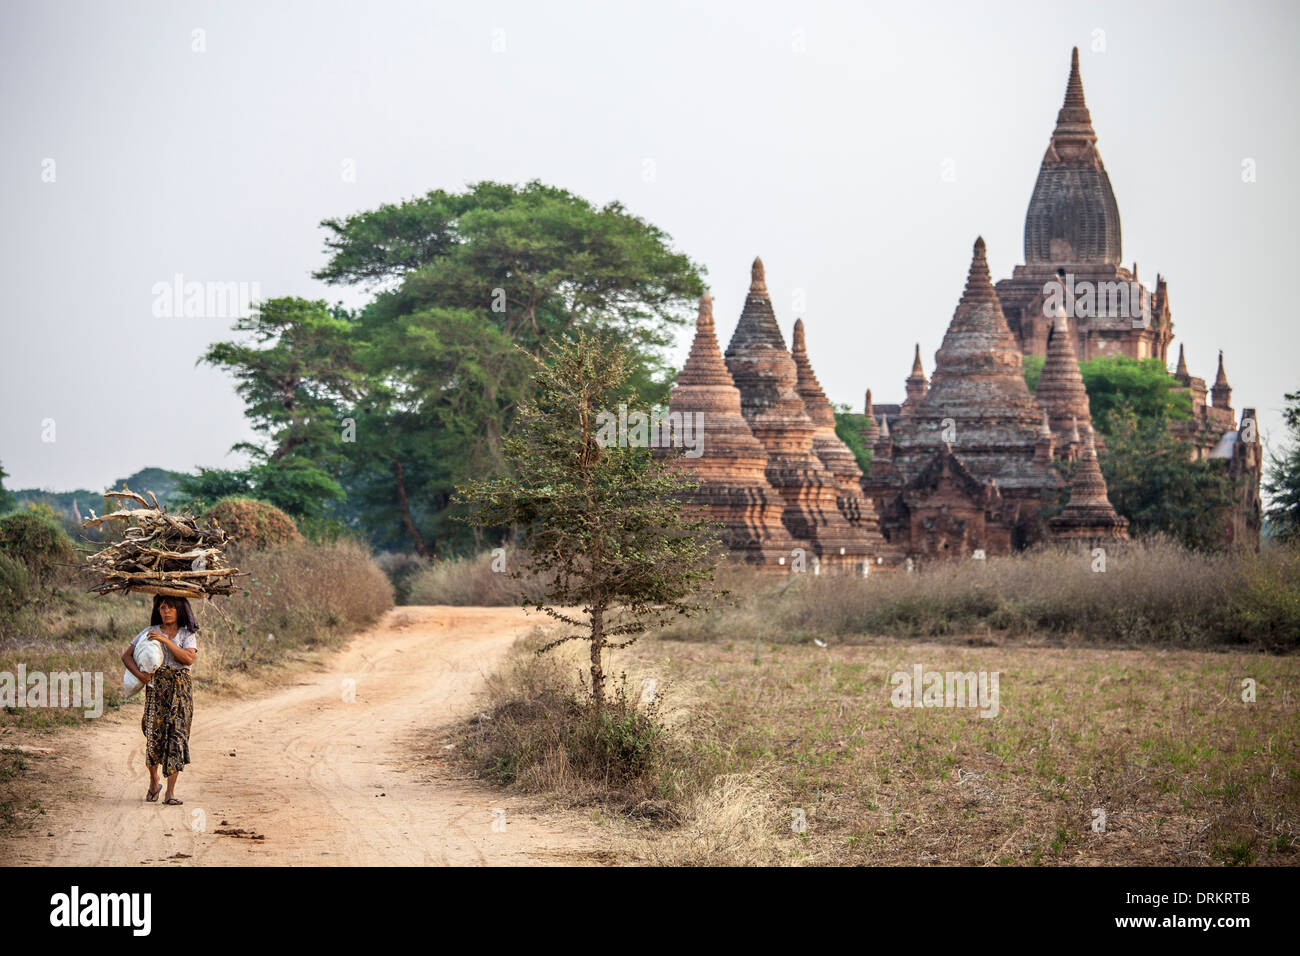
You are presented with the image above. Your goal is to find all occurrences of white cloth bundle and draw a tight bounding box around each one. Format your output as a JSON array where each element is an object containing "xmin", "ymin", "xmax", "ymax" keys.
[{"xmin": 123, "ymin": 637, "xmax": 165, "ymax": 699}]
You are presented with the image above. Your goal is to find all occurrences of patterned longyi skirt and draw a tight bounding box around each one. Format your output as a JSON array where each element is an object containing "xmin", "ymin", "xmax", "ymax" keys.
[{"xmin": 141, "ymin": 666, "xmax": 193, "ymax": 777}]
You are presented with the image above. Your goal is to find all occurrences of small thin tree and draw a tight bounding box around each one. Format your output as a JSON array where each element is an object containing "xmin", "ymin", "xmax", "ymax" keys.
[
  {"xmin": 457, "ymin": 330, "xmax": 721, "ymax": 712},
  {"xmin": 1264, "ymin": 389, "xmax": 1300, "ymax": 543}
]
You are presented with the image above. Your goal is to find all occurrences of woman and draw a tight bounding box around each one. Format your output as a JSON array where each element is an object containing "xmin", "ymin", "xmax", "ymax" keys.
[{"xmin": 121, "ymin": 595, "xmax": 199, "ymax": 805}]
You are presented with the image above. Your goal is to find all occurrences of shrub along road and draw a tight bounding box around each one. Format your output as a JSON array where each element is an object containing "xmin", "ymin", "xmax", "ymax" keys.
[{"xmin": 0, "ymin": 607, "xmax": 608, "ymax": 866}]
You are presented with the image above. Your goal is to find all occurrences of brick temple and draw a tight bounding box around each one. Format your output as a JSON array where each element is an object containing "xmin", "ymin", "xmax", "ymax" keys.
[{"xmin": 667, "ymin": 46, "xmax": 1261, "ymax": 568}]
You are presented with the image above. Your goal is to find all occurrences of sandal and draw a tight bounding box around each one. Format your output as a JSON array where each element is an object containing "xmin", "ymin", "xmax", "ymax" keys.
[
  {"xmin": 163, "ymin": 796, "xmax": 183, "ymax": 805},
  {"xmin": 146, "ymin": 783, "xmax": 160, "ymax": 802}
]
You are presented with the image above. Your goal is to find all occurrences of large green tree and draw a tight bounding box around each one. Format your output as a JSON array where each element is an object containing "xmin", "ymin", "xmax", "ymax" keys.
[
  {"xmin": 1098, "ymin": 405, "xmax": 1236, "ymax": 550},
  {"xmin": 1024, "ymin": 354, "xmax": 1234, "ymax": 549},
  {"xmin": 1264, "ymin": 389, "xmax": 1300, "ymax": 543},
  {"xmin": 1024, "ymin": 354, "xmax": 1191, "ymax": 429},
  {"xmin": 186, "ymin": 297, "xmax": 363, "ymax": 520},
  {"xmin": 312, "ymin": 180, "xmax": 705, "ymax": 554}
]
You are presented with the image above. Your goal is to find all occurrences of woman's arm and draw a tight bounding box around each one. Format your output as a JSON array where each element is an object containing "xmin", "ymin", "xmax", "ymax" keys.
[
  {"xmin": 121, "ymin": 645, "xmax": 151, "ymax": 683},
  {"xmin": 150, "ymin": 632, "xmax": 197, "ymax": 667}
]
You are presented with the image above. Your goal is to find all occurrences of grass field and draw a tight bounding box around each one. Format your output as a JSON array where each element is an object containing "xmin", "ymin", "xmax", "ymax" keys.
[
  {"xmin": 611, "ymin": 634, "xmax": 1299, "ymax": 866},
  {"xmin": 456, "ymin": 540, "xmax": 1300, "ymax": 866}
]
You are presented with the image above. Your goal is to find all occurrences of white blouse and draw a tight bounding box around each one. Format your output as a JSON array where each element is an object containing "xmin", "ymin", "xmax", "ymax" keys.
[{"xmin": 130, "ymin": 627, "xmax": 198, "ymax": 672}]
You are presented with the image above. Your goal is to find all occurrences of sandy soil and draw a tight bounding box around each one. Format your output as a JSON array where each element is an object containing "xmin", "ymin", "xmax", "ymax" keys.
[{"xmin": 0, "ymin": 607, "xmax": 612, "ymax": 866}]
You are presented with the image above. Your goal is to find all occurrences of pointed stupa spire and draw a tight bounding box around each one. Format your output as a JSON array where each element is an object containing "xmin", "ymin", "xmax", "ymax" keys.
[
  {"xmin": 905, "ymin": 236, "xmax": 1047, "ymax": 473},
  {"xmin": 1214, "ymin": 350, "xmax": 1230, "ymax": 387},
  {"xmin": 1035, "ymin": 408, "xmax": 1055, "ymax": 463},
  {"xmin": 724, "ymin": 259, "xmax": 879, "ymax": 566},
  {"xmin": 790, "ymin": 318, "xmax": 834, "ymax": 428},
  {"xmin": 961, "ymin": 236, "xmax": 998, "ymax": 306},
  {"xmin": 1050, "ymin": 424, "xmax": 1128, "ymax": 541},
  {"xmin": 1175, "ymin": 342, "xmax": 1189, "ymax": 380},
  {"xmin": 903, "ymin": 342, "xmax": 928, "ymax": 411},
  {"xmin": 1069, "ymin": 415, "xmax": 1081, "ymax": 445},
  {"xmin": 677, "ymin": 293, "xmax": 735, "ymax": 388},
  {"xmin": 1053, "ymin": 47, "xmax": 1096, "ymax": 147},
  {"xmin": 791, "ymin": 319, "xmax": 878, "ymax": 532},
  {"xmin": 1212, "ymin": 350, "xmax": 1233, "ymax": 410},
  {"xmin": 726, "ymin": 255, "xmax": 785, "ymax": 353},
  {"xmin": 666, "ymin": 291, "xmax": 802, "ymax": 568},
  {"xmin": 698, "ymin": 291, "xmax": 714, "ymax": 331},
  {"xmin": 1024, "ymin": 48, "xmax": 1120, "ymax": 265},
  {"xmin": 861, "ymin": 388, "xmax": 880, "ymax": 443},
  {"xmin": 878, "ymin": 413, "xmax": 890, "ymax": 439},
  {"xmin": 1037, "ymin": 310, "xmax": 1095, "ymax": 442}
]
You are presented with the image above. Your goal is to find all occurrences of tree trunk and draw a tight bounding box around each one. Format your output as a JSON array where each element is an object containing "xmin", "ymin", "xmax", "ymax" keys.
[
  {"xmin": 589, "ymin": 604, "xmax": 606, "ymax": 713},
  {"xmin": 392, "ymin": 458, "xmax": 430, "ymax": 558}
]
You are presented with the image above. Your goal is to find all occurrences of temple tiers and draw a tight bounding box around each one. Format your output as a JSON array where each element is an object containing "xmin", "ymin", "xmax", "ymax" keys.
[
  {"xmin": 791, "ymin": 318, "xmax": 884, "ymax": 552},
  {"xmin": 664, "ymin": 293, "xmax": 804, "ymax": 568},
  {"xmin": 995, "ymin": 48, "xmax": 1171, "ymax": 363},
  {"xmin": 724, "ymin": 258, "xmax": 878, "ymax": 570},
  {"xmin": 864, "ymin": 238, "xmax": 1066, "ymax": 556},
  {"xmin": 1036, "ymin": 311, "xmax": 1100, "ymax": 458},
  {"xmin": 1048, "ymin": 427, "xmax": 1130, "ymax": 541}
]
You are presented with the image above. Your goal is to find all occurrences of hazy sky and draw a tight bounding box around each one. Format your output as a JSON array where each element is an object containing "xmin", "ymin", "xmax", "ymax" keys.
[{"xmin": 3, "ymin": 0, "xmax": 1297, "ymax": 492}]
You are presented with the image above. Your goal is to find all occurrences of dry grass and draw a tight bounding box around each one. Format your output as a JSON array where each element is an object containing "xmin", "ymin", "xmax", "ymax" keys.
[
  {"xmin": 455, "ymin": 628, "xmax": 696, "ymax": 820},
  {"xmin": 406, "ymin": 550, "xmax": 549, "ymax": 606},
  {"xmin": 661, "ymin": 538, "xmax": 1300, "ymax": 651},
  {"xmin": 614, "ymin": 634, "xmax": 1300, "ymax": 866},
  {"xmin": 0, "ymin": 540, "xmax": 394, "ymax": 731},
  {"xmin": 456, "ymin": 542, "xmax": 1300, "ymax": 866}
]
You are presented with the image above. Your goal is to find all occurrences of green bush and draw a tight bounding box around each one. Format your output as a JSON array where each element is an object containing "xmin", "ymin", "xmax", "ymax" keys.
[
  {"xmin": 0, "ymin": 511, "xmax": 76, "ymax": 587},
  {"xmin": 0, "ymin": 553, "xmax": 28, "ymax": 614},
  {"xmin": 205, "ymin": 497, "xmax": 302, "ymax": 550}
]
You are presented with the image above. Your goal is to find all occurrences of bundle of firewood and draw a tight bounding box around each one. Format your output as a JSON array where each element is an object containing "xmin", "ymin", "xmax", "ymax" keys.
[{"xmin": 81, "ymin": 486, "xmax": 246, "ymax": 599}]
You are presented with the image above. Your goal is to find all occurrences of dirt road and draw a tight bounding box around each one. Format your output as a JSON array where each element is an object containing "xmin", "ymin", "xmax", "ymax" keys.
[{"xmin": 0, "ymin": 607, "xmax": 610, "ymax": 866}]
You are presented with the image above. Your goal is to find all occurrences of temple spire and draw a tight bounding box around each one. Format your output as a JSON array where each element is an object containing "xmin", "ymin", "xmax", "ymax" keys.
[
  {"xmin": 1037, "ymin": 311, "xmax": 1095, "ymax": 446},
  {"xmin": 961, "ymin": 236, "xmax": 997, "ymax": 305},
  {"xmin": 1049, "ymin": 424, "xmax": 1129, "ymax": 541},
  {"xmin": 698, "ymin": 291, "xmax": 714, "ymax": 331},
  {"xmin": 860, "ymin": 388, "xmax": 880, "ymax": 442},
  {"xmin": 1063, "ymin": 47, "xmax": 1087, "ymax": 111},
  {"xmin": 678, "ymin": 292, "xmax": 734, "ymax": 388},
  {"xmin": 1051, "ymin": 47, "xmax": 1097, "ymax": 148},
  {"xmin": 1024, "ymin": 48, "xmax": 1118, "ymax": 265},
  {"xmin": 1175, "ymin": 343, "xmax": 1189, "ymax": 380},
  {"xmin": 790, "ymin": 318, "xmax": 834, "ymax": 428},
  {"xmin": 904, "ymin": 342, "xmax": 928, "ymax": 411},
  {"xmin": 1212, "ymin": 350, "xmax": 1233, "ymax": 410},
  {"xmin": 726, "ymin": 255, "xmax": 785, "ymax": 353}
]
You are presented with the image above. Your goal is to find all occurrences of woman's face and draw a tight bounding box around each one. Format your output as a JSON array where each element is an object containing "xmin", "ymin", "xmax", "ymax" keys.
[{"xmin": 159, "ymin": 601, "xmax": 178, "ymax": 625}]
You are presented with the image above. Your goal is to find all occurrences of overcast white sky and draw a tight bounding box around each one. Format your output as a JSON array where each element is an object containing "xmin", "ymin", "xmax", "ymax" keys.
[{"xmin": 2, "ymin": 0, "xmax": 1297, "ymax": 491}]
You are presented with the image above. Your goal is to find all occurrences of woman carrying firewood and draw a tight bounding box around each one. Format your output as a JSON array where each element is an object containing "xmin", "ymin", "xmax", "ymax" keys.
[{"xmin": 120, "ymin": 595, "xmax": 199, "ymax": 804}]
